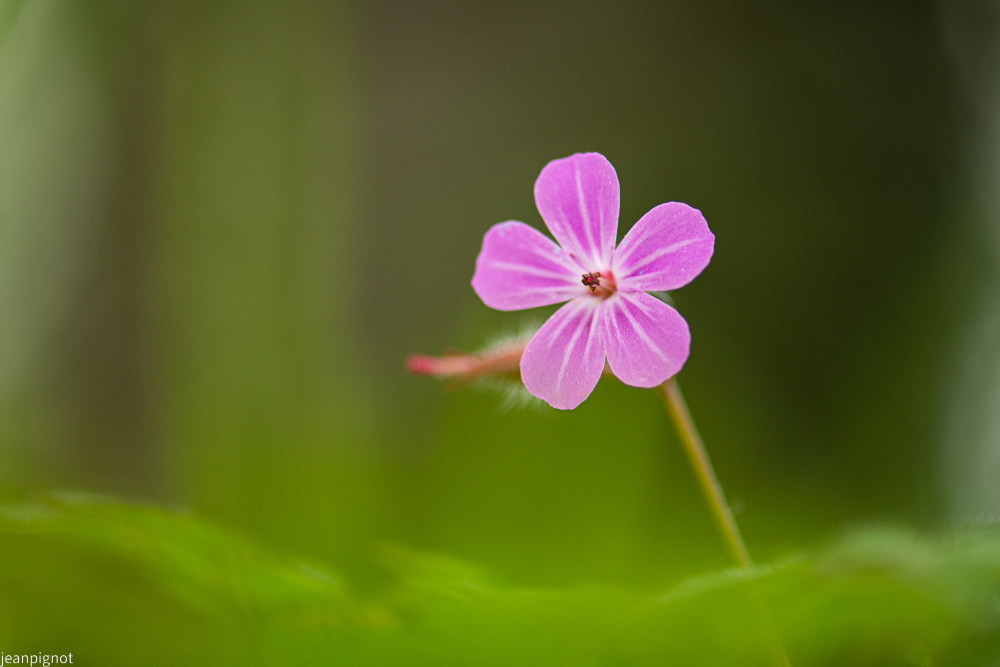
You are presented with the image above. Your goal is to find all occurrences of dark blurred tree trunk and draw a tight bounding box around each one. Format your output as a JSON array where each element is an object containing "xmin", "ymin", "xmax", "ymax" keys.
[{"xmin": 59, "ymin": 3, "xmax": 167, "ymax": 496}]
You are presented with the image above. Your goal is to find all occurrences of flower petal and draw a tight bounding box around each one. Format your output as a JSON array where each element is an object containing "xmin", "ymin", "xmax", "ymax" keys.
[
  {"xmin": 521, "ymin": 298, "xmax": 605, "ymax": 410},
  {"xmin": 534, "ymin": 153, "xmax": 619, "ymax": 270},
  {"xmin": 472, "ymin": 221, "xmax": 585, "ymax": 311},
  {"xmin": 611, "ymin": 202, "xmax": 714, "ymax": 292},
  {"xmin": 601, "ymin": 291, "xmax": 690, "ymax": 388}
]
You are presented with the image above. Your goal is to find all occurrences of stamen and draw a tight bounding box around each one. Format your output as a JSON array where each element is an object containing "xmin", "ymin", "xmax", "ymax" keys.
[
  {"xmin": 581, "ymin": 270, "xmax": 617, "ymax": 298},
  {"xmin": 581, "ymin": 272, "xmax": 602, "ymax": 292}
]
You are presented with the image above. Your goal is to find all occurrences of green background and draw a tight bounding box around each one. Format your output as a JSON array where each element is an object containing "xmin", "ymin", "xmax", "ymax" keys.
[{"xmin": 1, "ymin": 1, "xmax": 998, "ymax": 663}]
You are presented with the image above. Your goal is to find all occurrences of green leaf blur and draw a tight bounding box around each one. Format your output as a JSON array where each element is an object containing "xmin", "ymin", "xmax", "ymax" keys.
[
  {"xmin": 3, "ymin": 495, "xmax": 1000, "ymax": 664},
  {"xmin": 1, "ymin": 0, "xmax": 998, "ymax": 663}
]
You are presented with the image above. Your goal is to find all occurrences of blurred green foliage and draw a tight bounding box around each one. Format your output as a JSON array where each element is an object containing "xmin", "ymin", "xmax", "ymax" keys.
[
  {"xmin": 1, "ymin": 0, "xmax": 997, "ymax": 661},
  {"xmin": 2, "ymin": 494, "xmax": 1000, "ymax": 665}
]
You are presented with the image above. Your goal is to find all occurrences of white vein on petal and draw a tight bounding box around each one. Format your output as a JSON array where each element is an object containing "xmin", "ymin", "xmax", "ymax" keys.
[
  {"xmin": 545, "ymin": 303, "xmax": 585, "ymax": 394},
  {"xmin": 487, "ymin": 259, "xmax": 578, "ymax": 284},
  {"xmin": 580, "ymin": 305, "xmax": 603, "ymax": 389},
  {"xmin": 603, "ymin": 298, "xmax": 623, "ymax": 345},
  {"xmin": 625, "ymin": 290, "xmax": 661, "ymax": 318},
  {"xmin": 598, "ymin": 179, "xmax": 610, "ymax": 264},
  {"xmin": 615, "ymin": 235, "xmax": 700, "ymax": 277},
  {"xmin": 616, "ymin": 295, "xmax": 670, "ymax": 365},
  {"xmin": 574, "ymin": 163, "xmax": 598, "ymax": 267},
  {"xmin": 534, "ymin": 300, "xmax": 582, "ymax": 355},
  {"xmin": 510, "ymin": 285, "xmax": 584, "ymax": 301},
  {"xmin": 559, "ymin": 301, "xmax": 602, "ymax": 400},
  {"xmin": 555, "ymin": 306, "xmax": 588, "ymax": 399}
]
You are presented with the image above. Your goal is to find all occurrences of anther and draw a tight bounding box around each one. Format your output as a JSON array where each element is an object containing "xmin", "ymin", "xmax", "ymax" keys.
[{"xmin": 581, "ymin": 272, "xmax": 602, "ymax": 293}]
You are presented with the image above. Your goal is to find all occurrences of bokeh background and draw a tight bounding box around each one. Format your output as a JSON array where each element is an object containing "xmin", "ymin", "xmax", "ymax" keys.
[{"xmin": 1, "ymin": 0, "xmax": 998, "ymax": 631}]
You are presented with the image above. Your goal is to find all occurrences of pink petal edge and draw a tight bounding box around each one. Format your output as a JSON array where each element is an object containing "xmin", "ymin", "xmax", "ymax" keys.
[
  {"xmin": 521, "ymin": 298, "xmax": 605, "ymax": 410},
  {"xmin": 611, "ymin": 202, "xmax": 714, "ymax": 293},
  {"xmin": 472, "ymin": 221, "xmax": 585, "ymax": 311},
  {"xmin": 534, "ymin": 153, "xmax": 619, "ymax": 271},
  {"xmin": 601, "ymin": 291, "xmax": 690, "ymax": 388}
]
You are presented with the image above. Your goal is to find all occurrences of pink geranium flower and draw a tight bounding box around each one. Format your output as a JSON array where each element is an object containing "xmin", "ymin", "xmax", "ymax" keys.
[{"xmin": 471, "ymin": 152, "xmax": 715, "ymax": 410}]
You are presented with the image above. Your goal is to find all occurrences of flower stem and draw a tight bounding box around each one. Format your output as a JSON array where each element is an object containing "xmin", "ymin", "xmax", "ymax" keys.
[
  {"xmin": 659, "ymin": 378, "xmax": 751, "ymax": 568},
  {"xmin": 659, "ymin": 378, "xmax": 791, "ymax": 667}
]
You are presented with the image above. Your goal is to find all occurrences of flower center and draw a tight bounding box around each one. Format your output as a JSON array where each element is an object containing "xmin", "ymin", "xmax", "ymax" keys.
[{"xmin": 581, "ymin": 270, "xmax": 617, "ymax": 298}]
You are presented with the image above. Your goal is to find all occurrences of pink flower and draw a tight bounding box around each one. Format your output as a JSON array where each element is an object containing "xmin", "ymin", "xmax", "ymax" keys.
[{"xmin": 471, "ymin": 152, "xmax": 715, "ymax": 410}]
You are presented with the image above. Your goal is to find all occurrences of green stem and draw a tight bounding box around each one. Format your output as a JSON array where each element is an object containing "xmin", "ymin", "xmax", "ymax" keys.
[
  {"xmin": 659, "ymin": 378, "xmax": 751, "ymax": 568},
  {"xmin": 659, "ymin": 378, "xmax": 791, "ymax": 667}
]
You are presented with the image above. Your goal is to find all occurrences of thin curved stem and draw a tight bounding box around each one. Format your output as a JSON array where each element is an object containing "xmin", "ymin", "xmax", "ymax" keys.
[
  {"xmin": 659, "ymin": 378, "xmax": 791, "ymax": 667},
  {"xmin": 659, "ymin": 378, "xmax": 752, "ymax": 568}
]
